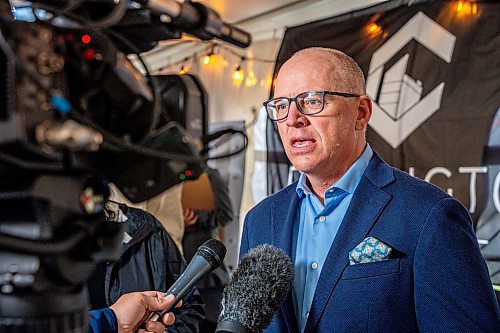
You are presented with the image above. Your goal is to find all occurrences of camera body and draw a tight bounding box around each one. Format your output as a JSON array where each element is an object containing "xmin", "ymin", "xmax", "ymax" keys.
[
  {"xmin": 0, "ymin": 1, "xmax": 249, "ymax": 331},
  {"xmin": 0, "ymin": 13, "xmax": 206, "ymax": 198}
]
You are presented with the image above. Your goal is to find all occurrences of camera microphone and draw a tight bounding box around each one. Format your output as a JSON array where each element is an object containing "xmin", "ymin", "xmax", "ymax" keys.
[
  {"xmin": 147, "ymin": 0, "xmax": 252, "ymax": 48},
  {"xmin": 216, "ymin": 244, "xmax": 294, "ymax": 333},
  {"xmin": 147, "ymin": 238, "xmax": 226, "ymax": 322}
]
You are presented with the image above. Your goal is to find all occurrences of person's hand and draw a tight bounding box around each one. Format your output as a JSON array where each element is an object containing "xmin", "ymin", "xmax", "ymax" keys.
[
  {"xmin": 109, "ymin": 291, "xmax": 180, "ymax": 333},
  {"xmin": 183, "ymin": 208, "xmax": 198, "ymax": 228}
]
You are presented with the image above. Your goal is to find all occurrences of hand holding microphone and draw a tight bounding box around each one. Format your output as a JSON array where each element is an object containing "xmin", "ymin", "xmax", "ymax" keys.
[
  {"xmin": 146, "ymin": 238, "xmax": 227, "ymax": 322},
  {"xmin": 108, "ymin": 291, "xmax": 179, "ymax": 333}
]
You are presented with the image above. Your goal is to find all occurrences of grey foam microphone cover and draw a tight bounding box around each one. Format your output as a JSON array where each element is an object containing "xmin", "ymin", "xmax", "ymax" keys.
[{"xmin": 217, "ymin": 244, "xmax": 294, "ymax": 333}]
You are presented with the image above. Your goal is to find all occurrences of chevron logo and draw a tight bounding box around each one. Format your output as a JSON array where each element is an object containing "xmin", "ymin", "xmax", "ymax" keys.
[{"xmin": 366, "ymin": 12, "xmax": 456, "ymax": 148}]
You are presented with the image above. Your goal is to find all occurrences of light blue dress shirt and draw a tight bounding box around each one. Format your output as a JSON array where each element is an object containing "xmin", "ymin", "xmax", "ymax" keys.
[{"xmin": 293, "ymin": 145, "xmax": 373, "ymax": 332}]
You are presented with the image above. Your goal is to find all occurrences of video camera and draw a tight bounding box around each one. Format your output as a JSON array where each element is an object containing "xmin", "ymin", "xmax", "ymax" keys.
[{"xmin": 0, "ymin": 0, "xmax": 250, "ymax": 331}]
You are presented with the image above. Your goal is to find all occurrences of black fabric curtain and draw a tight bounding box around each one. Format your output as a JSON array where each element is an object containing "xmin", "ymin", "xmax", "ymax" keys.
[
  {"xmin": 266, "ymin": 0, "xmax": 499, "ymax": 223},
  {"xmin": 265, "ymin": 0, "xmax": 500, "ymax": 285}
]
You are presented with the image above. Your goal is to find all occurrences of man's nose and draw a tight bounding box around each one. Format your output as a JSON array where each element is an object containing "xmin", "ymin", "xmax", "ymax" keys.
[{"xmin": 285, "ymin": 101, "xmax": 305, "ymax": 126}]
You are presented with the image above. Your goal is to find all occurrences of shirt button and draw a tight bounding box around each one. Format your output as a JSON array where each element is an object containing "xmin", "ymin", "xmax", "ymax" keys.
[
  {"xmin": 306, "ymin": 311, "xmax": 309, "ymax": 318},
  {"xmin": 329, "ymin": 189, "xmax": 334, "ymax": 193},
  {"xmin": 319, "ymin": 216, "xmax": 326, "ymax": 222},
  {"xmin": 311, "ymin": 262, "xmax": 318, "ymax": 270}
]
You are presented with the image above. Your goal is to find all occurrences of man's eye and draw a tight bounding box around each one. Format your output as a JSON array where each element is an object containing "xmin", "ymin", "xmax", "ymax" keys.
[
  {"xmin": 304, "ymin": 99, "xmax": 320, "ymax": 106},
  {"xmin": 276, "ymin": 103, "xmax": 288, "ymax": 110}
]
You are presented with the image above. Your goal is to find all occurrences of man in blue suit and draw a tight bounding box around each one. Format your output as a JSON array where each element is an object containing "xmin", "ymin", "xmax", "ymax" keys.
[{"xmin": 240, "ymin": 47, "xmax": 500, "ymax": 332}]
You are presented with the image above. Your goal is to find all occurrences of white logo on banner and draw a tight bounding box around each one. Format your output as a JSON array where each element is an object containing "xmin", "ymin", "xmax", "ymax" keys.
[{"xmin": 366, "ymin": 12, "xmax": 456, "ymax": 148}]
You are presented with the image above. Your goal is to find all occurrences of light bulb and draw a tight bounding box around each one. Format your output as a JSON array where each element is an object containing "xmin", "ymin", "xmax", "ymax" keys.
[
  {"xmin": 203, "ymin": 53, "xmax": 214, "ymax": 65},
  {"xmin": 245, "ymin": 71, "xmax": 257, "ymax": 87},
  {"xmin": 232, "ymin": 65, "xmax": 244, "ymax": 82},
  {"xmin": 366, "ymin": 23, "xmax": 382, "ymax": 36}
]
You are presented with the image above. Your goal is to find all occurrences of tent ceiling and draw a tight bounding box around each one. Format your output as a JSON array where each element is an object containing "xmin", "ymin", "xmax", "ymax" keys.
[{"xmin": 196, "ymin": 0, "xmax": 304, "ymax": 24}]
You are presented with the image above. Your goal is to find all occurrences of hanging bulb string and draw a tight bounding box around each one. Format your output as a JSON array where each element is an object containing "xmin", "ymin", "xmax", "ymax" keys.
[
  {"xmin": 232, "ymin": 57, "xmax": 245, "ymax": 81},
  {"xmin": 154, "ymin": 41, "xmax": 276, "ymax": 74},
  {"xmin": 216, "ymin": 44, "xmax": 275, "ymax": 63}
]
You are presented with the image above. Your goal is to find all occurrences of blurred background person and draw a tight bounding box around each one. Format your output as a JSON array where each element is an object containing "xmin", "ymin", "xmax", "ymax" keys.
[
  {"xmin": 110, "ymin": 184, "xmax": 185, "ymax": 253},
  {"xmin": 182, "ymin": 167, "xmax": 234, "ymax": 332}
]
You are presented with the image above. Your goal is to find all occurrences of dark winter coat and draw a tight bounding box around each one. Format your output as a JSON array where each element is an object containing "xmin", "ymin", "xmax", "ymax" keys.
[{"xmin": 104, "ymin": 204, "xmax": 205, "ymax": 332}]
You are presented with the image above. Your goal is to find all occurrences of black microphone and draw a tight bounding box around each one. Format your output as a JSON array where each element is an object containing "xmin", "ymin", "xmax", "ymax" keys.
[
  {"xmin": 146, "ymin": 0, "xmax": 252, "ymax": 48},
  {"xmin": 147, "ymin": 238, "xmax": 226, "ymax": 321},
  {"xmin": 216, "ymin": 244, "xmax": 294, "ymax": 333}
]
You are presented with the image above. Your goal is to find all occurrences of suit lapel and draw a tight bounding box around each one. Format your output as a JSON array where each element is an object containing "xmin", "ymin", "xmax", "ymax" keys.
[
  {"xmin": 305, "ymin": 153, "xmax": 395, "ymax": 332},
  {"xmin": 272, "ymin": 185, "xmax": 300, "ymax": 333},
  {"xmin": 272, "ymin": 186, "xmax": 299, "ymax": 256}
]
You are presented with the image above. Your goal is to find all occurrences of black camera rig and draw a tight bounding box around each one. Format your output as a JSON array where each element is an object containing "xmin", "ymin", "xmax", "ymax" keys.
[{"xmin": 0, "ymin": 0, "xmax": 250, "ymax": 331}]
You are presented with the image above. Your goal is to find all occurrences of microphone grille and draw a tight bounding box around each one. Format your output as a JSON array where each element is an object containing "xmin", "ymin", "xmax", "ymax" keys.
[
  {"xmin": 219, "ymin": 244, "xmax": 294, "ymax": 333},
  {"xmin": 196, "ymin": 239, "xmax": 227, "ymax": 268}
]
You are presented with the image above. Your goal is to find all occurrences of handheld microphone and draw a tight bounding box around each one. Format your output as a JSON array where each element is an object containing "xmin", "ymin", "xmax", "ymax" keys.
[
  {"xmin": 216, "ymin": 244, "xmax": 294, "ymax": 333},
  {"xmin": 147, "ymin": 238, "xmax": 226, "ymax": 322}
]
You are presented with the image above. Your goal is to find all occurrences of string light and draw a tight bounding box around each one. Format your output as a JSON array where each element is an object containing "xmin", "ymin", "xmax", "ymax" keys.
[
  {"xmin": 455, "ymin": 1, "xmax": 479, "ymax": 16},
  {"xmin": 232, "ymin": 66, "xmax": 243, "ymax": 81},
  {"xmin": 202, "ymin": 47, "xmax": 215, "ymax": 65},
  {"xmin": 179, "ymin": 64, "xmax": 187, "ymax": 74},
  {"xmin": 202, "ymin": 54, "xmax": 211, "ymax": 64},
  {"xmin": 178, "ymin": 57, "xmax": 189, "ymax": 74},
  {"xmin": 365, "ymin": 22, "xmax": 382, "ymax": 37},
  {"xmin": 232, "ymin": 58, "xmax": 244, "ymax": 82},
  {"xmin": 245, "ymin": 71, "xmax": 257, "ymax": 87},
  {"xmin": 156, "ymin": 43, "xmax": 275, "ymax": 83}
]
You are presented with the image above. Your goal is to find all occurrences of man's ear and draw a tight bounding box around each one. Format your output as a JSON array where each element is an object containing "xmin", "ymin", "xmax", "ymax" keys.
[{"xmin": 355, "ymin": 96, "xmax": 372, "ymax": 130}]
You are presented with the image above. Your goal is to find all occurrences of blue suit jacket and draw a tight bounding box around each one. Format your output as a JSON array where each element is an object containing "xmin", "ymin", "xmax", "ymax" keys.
[{"xmin": 240, "ymin": 153, "xmax": 500, "ymax": 332}]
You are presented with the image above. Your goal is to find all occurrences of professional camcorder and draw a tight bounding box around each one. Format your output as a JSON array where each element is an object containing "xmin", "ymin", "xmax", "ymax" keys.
[{"xmin": 0, "ymin": 0, "xmax": 250, "ymax": 331}]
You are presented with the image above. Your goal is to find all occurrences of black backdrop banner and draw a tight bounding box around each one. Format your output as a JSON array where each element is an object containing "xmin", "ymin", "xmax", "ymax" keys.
[{"xmin": 266, "ymin": 0, "xmax": 500, "ymax": 282}]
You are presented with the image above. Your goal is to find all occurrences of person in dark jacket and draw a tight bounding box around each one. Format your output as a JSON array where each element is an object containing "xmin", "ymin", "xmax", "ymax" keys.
[
  {"xmin": 182, "ymin": 167, "xmax": 234, "ymax": 332},
  {"xmin": 88, "ymin": 202, "xmax": 205, "ymax": 332}
]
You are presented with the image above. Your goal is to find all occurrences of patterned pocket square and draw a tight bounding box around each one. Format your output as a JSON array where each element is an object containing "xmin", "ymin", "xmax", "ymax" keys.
[{"xmin": 349, "ymin": 236, "xmax": 392, "ymax": 265}]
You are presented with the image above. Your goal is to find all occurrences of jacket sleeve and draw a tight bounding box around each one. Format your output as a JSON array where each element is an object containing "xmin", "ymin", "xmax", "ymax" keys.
[
  {"xmin": 162, "ymin": 229, "xmax": 205, "ymax": 333},
  {"xmin": 88, "ymin": 308, "xmax": 117, "ymax": 333},
  {"xmin": 414, "ymin": 197, "xmax": 500, "ymax": 331}
]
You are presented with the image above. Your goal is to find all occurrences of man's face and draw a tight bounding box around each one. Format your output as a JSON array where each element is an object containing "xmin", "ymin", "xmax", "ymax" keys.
[{"xmin": 274, "ymin": 54, "xmax": 364, "ymax": 180}]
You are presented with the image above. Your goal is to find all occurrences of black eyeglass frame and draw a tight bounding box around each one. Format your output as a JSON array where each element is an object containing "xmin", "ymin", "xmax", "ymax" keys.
[{"xmin": 263, "ymin": 90, "xmax": 360, "ymax": 121}]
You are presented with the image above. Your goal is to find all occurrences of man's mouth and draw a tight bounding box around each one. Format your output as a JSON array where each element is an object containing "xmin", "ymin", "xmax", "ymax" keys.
[
  {"xmin": 293, "ymin": 140, "xmax": 312, "ymax": 148},
  {"xmin": 290, "ymin": 138, "xmax": 316, "ymax": 149}
]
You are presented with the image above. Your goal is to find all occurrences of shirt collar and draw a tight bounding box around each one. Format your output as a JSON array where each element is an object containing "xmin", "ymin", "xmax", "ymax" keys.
[{"xmin": 296, "ymin": 144, "xmax": 373, "ymax": 198}]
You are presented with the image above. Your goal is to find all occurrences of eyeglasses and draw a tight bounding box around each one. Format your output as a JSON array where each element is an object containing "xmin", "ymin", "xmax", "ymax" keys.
[{"xmin": 263, "ymin": 90, "xmax": 360, "ymax": 121}]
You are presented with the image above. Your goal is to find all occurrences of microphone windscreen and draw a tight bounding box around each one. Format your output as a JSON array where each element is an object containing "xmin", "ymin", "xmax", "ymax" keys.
[{"xmin": 218, "ymin": 244, "xmax": 294, "ymax": 333}]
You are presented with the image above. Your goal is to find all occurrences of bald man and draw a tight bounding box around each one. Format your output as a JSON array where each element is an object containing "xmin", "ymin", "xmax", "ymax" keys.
[{"xmin": 240, "ymin": 47, "xmax": 500, "ymax": 332}]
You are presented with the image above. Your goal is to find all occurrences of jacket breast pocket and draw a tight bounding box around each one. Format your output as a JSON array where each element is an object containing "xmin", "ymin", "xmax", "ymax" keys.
[{"xmin": 341, "ymin": 258, "xmax": 400, "ymax": 280}]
